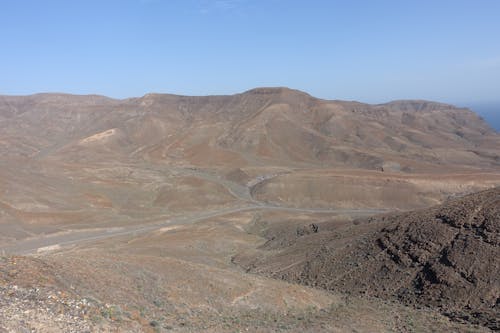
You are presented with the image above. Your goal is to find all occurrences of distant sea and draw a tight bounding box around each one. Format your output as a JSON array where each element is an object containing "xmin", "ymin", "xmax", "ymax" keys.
[{"xmin": 466, "ymin": 103, "xmax": 500, "ymax": 132}]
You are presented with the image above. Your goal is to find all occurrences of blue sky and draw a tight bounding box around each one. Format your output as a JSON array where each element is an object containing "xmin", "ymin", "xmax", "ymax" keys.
[{"xmin": 1, "ymin": 0, "xmax": 499, "ymax": 126}]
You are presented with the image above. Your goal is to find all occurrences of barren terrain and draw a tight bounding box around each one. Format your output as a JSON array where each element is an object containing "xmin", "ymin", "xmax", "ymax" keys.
[
  {"xmin": 0, "ymin": 88, "xmax": 499, "ymax": 332},
  {"xmin": 235, "ymin": 188, "xmax": 500, "ymax": 330}
]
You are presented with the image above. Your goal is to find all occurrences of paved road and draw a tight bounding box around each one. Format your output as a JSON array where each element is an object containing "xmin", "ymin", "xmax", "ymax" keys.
[{"xmin": 0, "ymin": 204, "xmax": 385, "ymax": 255}]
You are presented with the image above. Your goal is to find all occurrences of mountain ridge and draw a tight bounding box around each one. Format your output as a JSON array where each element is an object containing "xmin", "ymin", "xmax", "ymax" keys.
[
  {"xmin": 0, "ymin": 87, "xmax": 479, "ymax": 110},
  {"xmin": 0, "ymin": 87, "xmax": 498, "ymax": 172}
]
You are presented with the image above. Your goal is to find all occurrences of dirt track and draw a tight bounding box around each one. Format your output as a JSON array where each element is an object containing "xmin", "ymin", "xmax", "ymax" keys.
[
  {"xmin": 0, "ymin": 203, "xmax": 384, "ymax": 255},
  {"xmin": 0, "ymin": 162, "xmax": 385, "ymax": 255}
]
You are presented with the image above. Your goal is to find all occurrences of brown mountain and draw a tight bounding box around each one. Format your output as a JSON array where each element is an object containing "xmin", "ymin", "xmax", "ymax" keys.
[
  {"xmin": 0, "ymin": 88, "xmax": 499, "ymax": 235},
  {"xmin": 1, "ymin": 87, "xmax": 498, "ymax": 169}
]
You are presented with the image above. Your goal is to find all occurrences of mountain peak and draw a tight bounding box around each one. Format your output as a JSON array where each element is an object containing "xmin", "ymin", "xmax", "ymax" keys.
[{"xmin": 243, "ymin": 87, "xmax": 312, "ymax": 97}]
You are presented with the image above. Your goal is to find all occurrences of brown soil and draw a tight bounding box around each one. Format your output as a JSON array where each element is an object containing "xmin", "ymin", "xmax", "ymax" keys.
[{"xmin": 235, "ymin": 187, "xmax": 500, "ymax": 330}]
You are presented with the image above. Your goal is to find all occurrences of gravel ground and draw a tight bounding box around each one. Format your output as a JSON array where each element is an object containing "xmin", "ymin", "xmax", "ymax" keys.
[{"xmin": 0, "ymin": 283, "xmax": 147, "ymax": 333}]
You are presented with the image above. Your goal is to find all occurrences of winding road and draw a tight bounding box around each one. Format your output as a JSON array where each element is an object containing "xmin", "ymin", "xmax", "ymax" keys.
[
  {"xmin": 0, "ymin": 204, "xmax": 385, "ymax": 255},
  {"xmin": 0, "ymin": 166, "xmax": 387, "ymax": 255}
]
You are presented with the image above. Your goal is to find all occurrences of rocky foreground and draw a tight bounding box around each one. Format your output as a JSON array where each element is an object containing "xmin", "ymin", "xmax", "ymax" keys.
[
  {"xmin": 235, "ymin": 187, "xmax": 500, "ymax": 330},
  {"xmin": 0, "ymin": 256, "xmax": 143, "ymax": 332}
]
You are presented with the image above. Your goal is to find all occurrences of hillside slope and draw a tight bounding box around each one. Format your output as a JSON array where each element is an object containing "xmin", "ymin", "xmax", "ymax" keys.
[
  {"xmin": 234, "ymin": 187, "xmax": 500, "ymax": 329},
  {"xmin": 1, "ymin": 88, "xmax": 498, "ymax": 170}
]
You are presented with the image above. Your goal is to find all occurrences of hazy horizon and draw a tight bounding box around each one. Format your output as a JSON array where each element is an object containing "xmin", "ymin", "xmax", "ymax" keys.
[
  {"xmin": 467, "ymin": 102, "xmax": 500, "ymax": 132},
  {"xmin": 2, "ymin": 1, "xmax": 500, "ymax": 106}
]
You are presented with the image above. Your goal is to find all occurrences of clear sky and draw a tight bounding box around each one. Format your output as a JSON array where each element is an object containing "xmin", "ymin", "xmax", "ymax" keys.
[{"xmin": 1, "ymin": 1, "xmax": 499, "ymax": 110}]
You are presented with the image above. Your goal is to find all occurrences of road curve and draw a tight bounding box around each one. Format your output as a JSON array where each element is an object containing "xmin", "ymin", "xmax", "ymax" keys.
[{"xmin": 0, "ymin": 204, "xmax": 385, "ymax": 256}]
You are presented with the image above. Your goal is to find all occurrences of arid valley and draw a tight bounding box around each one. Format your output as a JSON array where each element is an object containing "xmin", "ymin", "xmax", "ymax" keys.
[{"xmin": 0, "ymin": 88, "xmax": 498, "ymax": 332}]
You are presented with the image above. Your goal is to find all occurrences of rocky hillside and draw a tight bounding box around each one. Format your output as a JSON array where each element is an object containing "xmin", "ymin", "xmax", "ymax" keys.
[{"xmin": 235, "ymin": 187, "xmax": 500, "ymax": 330}]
